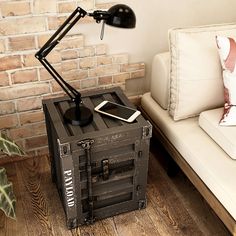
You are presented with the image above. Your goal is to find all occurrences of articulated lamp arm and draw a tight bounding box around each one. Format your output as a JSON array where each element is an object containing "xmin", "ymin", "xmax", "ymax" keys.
[
  {"xmin": 35, "ymin": 4, "xmax": 136, "ymax": 126},
  {"xmin": 35, "ymin": 7, "xmax": 87, "ymax": 104}
]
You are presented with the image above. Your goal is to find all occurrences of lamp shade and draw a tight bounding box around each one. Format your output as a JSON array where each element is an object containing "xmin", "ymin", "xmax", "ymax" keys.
[{"xmin": 106, "ymin": 4, "xmax": 136, "ymax": 28}]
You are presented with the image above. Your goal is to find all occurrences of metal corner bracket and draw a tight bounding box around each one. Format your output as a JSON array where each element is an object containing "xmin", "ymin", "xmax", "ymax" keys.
[
  {"xmin": 57, "ymin": 139, "xmax": 71, "ymax": 158},
  {"xmin": 142, "ymin": 121, "xmax": 152, "ymax": 139}
]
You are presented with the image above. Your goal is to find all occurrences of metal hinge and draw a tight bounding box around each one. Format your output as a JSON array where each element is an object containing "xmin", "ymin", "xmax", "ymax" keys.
[{"xmin": 142, "ymin": 121, "xmax": 152, "ymax": 139}]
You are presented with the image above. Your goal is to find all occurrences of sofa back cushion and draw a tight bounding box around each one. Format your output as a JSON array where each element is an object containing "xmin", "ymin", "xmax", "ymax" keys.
[{"xmin": 169, "ymin": 23, "xmax": 236, "ymax": 121}]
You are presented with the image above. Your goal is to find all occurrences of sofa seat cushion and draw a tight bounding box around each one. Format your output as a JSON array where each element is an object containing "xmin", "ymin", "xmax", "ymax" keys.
[
  {"xmin": 141, "ymin": 92, "xmax": 236, "ymax": 221},
  {"xmin": 199, "ymin": 108, "xmax": 236, "ymax": 159}
]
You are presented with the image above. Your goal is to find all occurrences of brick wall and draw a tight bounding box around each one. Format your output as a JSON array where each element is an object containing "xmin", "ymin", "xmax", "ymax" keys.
[{"xmin": 0, "ymin": 0, "xmax": 145, "ymax": 157}]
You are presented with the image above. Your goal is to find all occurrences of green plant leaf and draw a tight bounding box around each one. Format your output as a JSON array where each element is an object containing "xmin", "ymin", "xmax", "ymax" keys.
[
  {"xmin": 0, "ymin": 132, "xmax": 25, "ymax": 156},
  {"xmin": 0, "ymin": 167, "xmax": 16, "ymax": 219}
]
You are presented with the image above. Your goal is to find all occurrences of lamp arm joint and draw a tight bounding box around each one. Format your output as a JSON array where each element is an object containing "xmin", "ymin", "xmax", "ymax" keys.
[{"xmin": 88, "ymin": 10, "xmax": 110, "ymax": 23}]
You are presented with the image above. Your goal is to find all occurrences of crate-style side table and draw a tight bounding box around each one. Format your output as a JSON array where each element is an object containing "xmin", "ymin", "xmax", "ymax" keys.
[{"xmin": 43, "ymin": 87, "xmax": 152, "ymax": 229}]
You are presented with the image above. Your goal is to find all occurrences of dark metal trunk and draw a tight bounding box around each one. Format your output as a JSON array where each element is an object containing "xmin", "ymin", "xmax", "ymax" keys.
[{"xmin": 43, "ymin": 87, "xmax": 152, "ymax": 229}]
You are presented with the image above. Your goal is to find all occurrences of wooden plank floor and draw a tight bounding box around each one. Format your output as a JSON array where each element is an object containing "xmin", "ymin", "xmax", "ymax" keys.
[{"xmin": 0, "ymin": 140, "xmax": 231, "ymax": 236}]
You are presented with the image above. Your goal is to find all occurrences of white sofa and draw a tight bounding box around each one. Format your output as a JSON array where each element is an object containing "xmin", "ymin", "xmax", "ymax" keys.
[{"xmin": 141, "ymin": 23, "xmax": 236, "ymax": 235}]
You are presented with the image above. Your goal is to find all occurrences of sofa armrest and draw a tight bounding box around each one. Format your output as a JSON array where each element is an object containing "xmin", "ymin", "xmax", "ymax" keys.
[{"xmin": 151, "ymin": 52, "xmax": 170, "ymax": 110}]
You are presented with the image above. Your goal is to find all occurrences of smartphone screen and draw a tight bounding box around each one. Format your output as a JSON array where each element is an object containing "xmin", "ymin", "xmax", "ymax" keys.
[{"xmin": 99, "ymin": 101, "xmax": 136, "ymax": 120}]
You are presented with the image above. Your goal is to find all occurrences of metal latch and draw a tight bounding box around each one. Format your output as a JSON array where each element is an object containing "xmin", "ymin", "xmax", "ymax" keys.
[{"xmin": 101, "ymin": 159, "xmax": 109, "ymax": 180}]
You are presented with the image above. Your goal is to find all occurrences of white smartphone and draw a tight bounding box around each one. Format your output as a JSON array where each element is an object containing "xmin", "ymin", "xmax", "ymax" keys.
[{"xmin": 94, "ymin": 100, "xmax": 141, "ymax": 123}]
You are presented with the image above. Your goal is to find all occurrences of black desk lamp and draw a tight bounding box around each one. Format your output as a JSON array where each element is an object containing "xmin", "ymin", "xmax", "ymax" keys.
[{"xmin": 35, "ymin": 4, "xmax": 136, "ymax": 126}]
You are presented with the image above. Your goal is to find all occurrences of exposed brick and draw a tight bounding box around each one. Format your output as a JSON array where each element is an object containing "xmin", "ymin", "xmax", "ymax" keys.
[
  {"xmin": 61, "ymin": 60, "xmax": 78, "ymax": 72},
  {"xmin": 45, "ymin": 51, "xmax": 61, "ymax": 64},
  {"xmin": 8, "ymin": 36, "xmax": 36, "ymax": 51},
  {"xmin": 51, "ymin": 76, "xmax": 81, "ymax": 93},
  {"xmin": 95, "ymin": 3, "xmax": 115, "ymax": 10},
  {"xmin": 22, "ymin": 53, "xmax": 41, "ymax": 68},
  {"xmin": 98, "ymin": 76, "xmax": 112, "ymax": 85},
  {"xmin": 37, "ymin": 34, "xmax": 51, "ymax": 48},
  {"xmin": 43, "ymin": 92, "xmax": 64, "ymax": 100},
  {"xmin": 48, "ymin": 16, "xmax": 67, "ymax": 31},
  {"xmin": 0, "ymin": 72, "xmax": 9, "ymax": 87},
  {"xmin": 55, "ymin": 17, "xmax": 89, "ymax": 27},
  {"xmin": 81, "ymin": 78, "xmax": 97, "ymax": 89},
  {"xmin": 112, "ymin": 54, "xmax": 129, "ymax": 64},
  {"xmin": 131, "ymin": 70, "xmax": 145, "ymax": 79},
  {"xmin": 33, "ymin": 0, "xmax": 57, "ymax": 14},
  {"xmin": 16, "ymin": 97, "xmax": 42, "ymax": 112},
  {"xmin": 89, "ymin": 64, "xmax": 120, "ymax": 77},
  {"xmin": 0, "ymin": 55, "xmax": 21, "ymax": 72},
  {"xmin": 97, "ymin": 56, "xmax": 112, "ymax": 66},
  {"xmin": 78, "ymin": 0, "xmax": 94, "ymax": 10},
  {"xmin": 19, "ymin": 111, "xmax": 44, "ymax": 125},
  {"xmin": 39, "ymin": 65, "xmax": 62, "ymax": 81},
  {"xmin": 0, "ymin": 114, "xmax": 18, "ymax": 129},
  {"xmin": 79, "ymin": 57, "xmax": 96, "ymax": 69},
  {"xmin": 60, "ymin": 35, "xmax": 84, "ymax": 50},
  {"xmin": 11, "ymin": 69, "xmax": 38, "ymax": 84},
  {"xmin": 58, "ymin": 2, "xmax": 76, "ymax": 13},
  {"xmin": 0, "ymin": 39, "xmax": 5, "ymax": 53},
  {"xmin": 39, "ymin": 67, "xmax": 52, "ymax": 81},
  {"xmin": 0, "ymin": 83, "xmax": 50, "ymax": 100},
  {"xmin": 69, "ymin": 80, "xmax": 81, "ymax": 91},
  {"xmin": 23, "ymin": 51, "xmax": 61, "ymax": 68},
  {"xmin": 62, "ymin": 69, "xmax": 88, "ymax": 81},
  {"xmin": 10, "ymin": 122, "xmax": 46, "ymax": 140},
  {"xmin": 0, "ymin": 17, "xmax": 46, "ymax": 36},
  {"xmin": 121, "ymin": 63, "xmax": 145, "ymax": 72},
  {"xmin": 0, "ymin": 101, "xmax": 15, "ymax": 115},
  {"xmin": 78, "ymin": 46, "xmax": 95, "ymax": 58},
  {"xmin": 95, "ymin": 44, "xmax": 107, "ymax": 55},
  {"xmin": 79, "ymin": 16, "xmax": 94, "ymax": 24},
  {"xmin": 0, "ymin": 2, "xmax": 31, "ymax": 17},
  {"xmin": 25, "ymin": 135, "xmax": 48, "ymax": 150},
  {"xmin": 116, "ymin": 83, "xmax": 125, "ymax": 91},
  {"xmin": 61, "ymin": 50, "xmax": 78, "ymax": 60},
  {"xmin": 113, "ymin": 73, "xmax": 130, "ymax": 83},
  {"xmin": 50, "ymin": 80, "xmax": 64, "ymax": 93},
  {"xmin": 38, "ymin": 34, "xmax": 84, "ymax": 54}
]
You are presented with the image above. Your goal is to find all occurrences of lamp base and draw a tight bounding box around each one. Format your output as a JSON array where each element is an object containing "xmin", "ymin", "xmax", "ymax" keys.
[{"xmin": 64, "ymin": 105, "xmax": 93, "ymax": 126}]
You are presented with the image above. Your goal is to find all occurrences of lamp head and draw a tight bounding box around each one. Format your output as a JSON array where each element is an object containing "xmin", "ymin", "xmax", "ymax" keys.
[
  {"xmin": 89, "ymin": 4, "xmax": 136, "ymax": 28},
  {"xmin": 106, "ymin": 4, "xmax": 136, "ymax": 28}
]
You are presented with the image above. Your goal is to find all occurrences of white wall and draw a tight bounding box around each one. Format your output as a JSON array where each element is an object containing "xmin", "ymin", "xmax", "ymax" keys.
[{"xmin": 79, "ymin": 0, "xmax": 236, "ymax": 94}]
